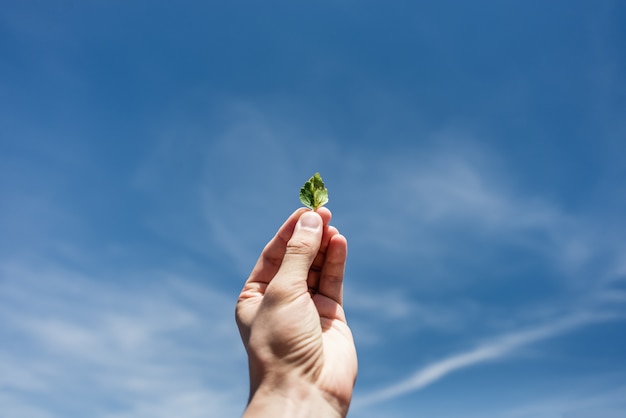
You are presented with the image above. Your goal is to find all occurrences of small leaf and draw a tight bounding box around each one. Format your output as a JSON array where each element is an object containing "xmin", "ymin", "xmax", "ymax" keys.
[{"xmin": 299, "ymin": 172, "xmax": 329, "ymax": 210}]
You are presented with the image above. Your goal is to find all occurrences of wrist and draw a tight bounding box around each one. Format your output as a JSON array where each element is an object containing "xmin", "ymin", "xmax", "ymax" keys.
[{"xmin": 243, "ymin": 374, "xmax": 345, "ymax": 418}]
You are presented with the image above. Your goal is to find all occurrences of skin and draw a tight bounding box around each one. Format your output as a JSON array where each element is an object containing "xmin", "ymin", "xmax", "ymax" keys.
[{"xmin": 236, "ymin": 208, "xmax": 358, "ymax": 417}]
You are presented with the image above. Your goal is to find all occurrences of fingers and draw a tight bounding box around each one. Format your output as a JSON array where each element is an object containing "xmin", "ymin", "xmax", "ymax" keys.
[
  {"xmin": 316, "ymin": 233, "xmax": 347, "ymax": 306},
  {"xmin": 307, "ymin": 225, "xmax": 339, "ymax": 291},
  {"xmin": 246, "ymin": 208, "xmax": 307, "ymax": 285},
  {"xmin": 247, "ymin": 208, "xmax": 331, "ymax": 286},
  {"xmin": 267, "ymin": 211, "xmax": 324, "ymax": 299}
]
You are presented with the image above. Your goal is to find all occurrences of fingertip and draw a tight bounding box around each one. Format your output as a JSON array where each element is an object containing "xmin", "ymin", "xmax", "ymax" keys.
[
  {"xmin": 315, "ymin": 207, "xmax": 332, "ymax": 226},
  {"xmin": 329, "ymin": 233, "xmax": 348, "ymax": 263},
  {"xmin": 296, "ymin": 210, "xmax": 323, "ymax": 232},
  {"xmin": 293, "ymin": 207, "xmax": 310, "ymax": 218},
  {"xmin": 330, "ymin": 232, "xmax": 348, "ymax": 249}
]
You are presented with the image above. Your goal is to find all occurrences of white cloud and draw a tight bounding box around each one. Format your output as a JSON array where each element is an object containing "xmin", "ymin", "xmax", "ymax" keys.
[
  {"xmin": 352, "ymin": 311, "xmax": 623, "ymax": 408},
  {"xmin": 132, "ymin": 100, "xmax": 339, "ymax": 274},
  {"xmin": 344, "ymin": 285, "xmax": 482, "ymax": 345},
  {"xmin": 69, "ymin": 99, "xmax": 624, "ymax": 417},
  {"xmin": 0, "ymin": 260, "xmax": 247, "ymax": 418}
]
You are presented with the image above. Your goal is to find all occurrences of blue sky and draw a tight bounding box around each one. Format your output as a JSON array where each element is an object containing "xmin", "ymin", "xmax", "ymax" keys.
[{"xmin": 1, "ymin": 1, "xmax": 625, "ymax": 417}]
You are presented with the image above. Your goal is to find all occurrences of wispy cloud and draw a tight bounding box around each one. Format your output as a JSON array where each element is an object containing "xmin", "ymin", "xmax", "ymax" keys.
[
  {"xmin": 346, "ymin": 150, "xmax": 626, "ymax": 408},
  {"xmin": 0, "ymin": 260, "xmax": 247, "ymax": 418},
  {"xmin": 132, "ymin": 100, "xmax": 339, "ymax": 274},
  {"xmin": 353, "ymin": 311, "xmax": 622, "ymax": 408},
  {"xmin": 22, "ymin": 98, "xmax": 618, "ymax": 416}
]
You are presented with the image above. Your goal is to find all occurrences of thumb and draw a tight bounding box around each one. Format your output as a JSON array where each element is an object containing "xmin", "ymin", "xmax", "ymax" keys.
[{"xmin": 269, "ymin": 211, "xmax": 323, "ymax": 295}]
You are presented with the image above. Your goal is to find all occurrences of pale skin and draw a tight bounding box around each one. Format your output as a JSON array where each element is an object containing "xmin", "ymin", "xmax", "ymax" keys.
[{"xmin": 236, "ymin": 207, "xmax": 358, "ymax": 417}]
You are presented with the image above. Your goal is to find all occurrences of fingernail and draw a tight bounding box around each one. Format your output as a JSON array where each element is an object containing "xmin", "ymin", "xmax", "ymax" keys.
[{"xmin": 298, "ymin": 211, "xmax": 322, "ymax": 231}]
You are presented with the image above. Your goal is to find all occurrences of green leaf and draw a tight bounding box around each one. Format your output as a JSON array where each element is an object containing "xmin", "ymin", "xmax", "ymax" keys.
[{"xmin": 299, "ymin": 172, "xmax": 329, "ymax": 210}]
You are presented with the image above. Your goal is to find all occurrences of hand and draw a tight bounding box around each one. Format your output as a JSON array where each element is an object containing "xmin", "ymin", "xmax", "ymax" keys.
[{"xmin": 236, "ymin": 208, "xmax": 357, "ymax": 418}]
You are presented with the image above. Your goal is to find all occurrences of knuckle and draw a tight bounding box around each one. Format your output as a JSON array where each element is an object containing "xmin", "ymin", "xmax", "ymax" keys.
[{"xmin": 285, "ymin": 237, "xmax": 316, "ymax": 255}]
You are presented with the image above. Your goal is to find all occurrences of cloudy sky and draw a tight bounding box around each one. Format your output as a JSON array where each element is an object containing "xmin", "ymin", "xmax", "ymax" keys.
[{"xmin": 1, "ymin": 1, "xmax": 625, "ymax": 417}]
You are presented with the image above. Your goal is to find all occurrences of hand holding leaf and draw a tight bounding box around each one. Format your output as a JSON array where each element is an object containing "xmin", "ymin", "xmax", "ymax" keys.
[{"xmin": 299, "ymin": 172, "xmax": 329, "ymax": 210}]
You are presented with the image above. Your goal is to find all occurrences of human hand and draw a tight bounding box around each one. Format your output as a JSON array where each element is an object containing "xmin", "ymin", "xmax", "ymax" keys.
[{"xmin": 236, "ymin": 208, "xmax": 357, "ymax": 418}]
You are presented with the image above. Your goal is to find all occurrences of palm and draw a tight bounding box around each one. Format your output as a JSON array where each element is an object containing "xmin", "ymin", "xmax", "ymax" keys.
[{"xmin": 237, "ymin": 289, "xmax": 356, "ymax": 404}]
